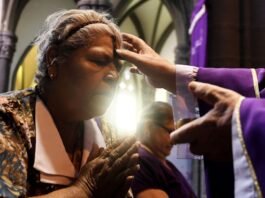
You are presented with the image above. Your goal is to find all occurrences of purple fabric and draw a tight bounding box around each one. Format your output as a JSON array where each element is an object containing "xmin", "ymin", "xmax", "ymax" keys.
[
  {"xmin": 197, "ymin": 68, "xmax": 265, "ymax": 114},
  {"xmin": 190, "ymin": 0, "xmax": 207, "ymax": 67},
  {"xmin": 190, "ymin": 0, "xmax": 205, "ymax": 21},
  {"xmin": 204, "ymin": 159, "xmax": 234, "ymax": 198},
  {"xmin": 131, "ymin": 147, "xmax": 196, "ymax": 198},
  {"xmin": 240, "ymin": 98, "xmax": 265, "ymax": 195},
  {"xmin": 256, "ymin": 68, "xmax": 265, "ymax": 97},
  {"xmin": 197, "ymin": 68, "xmax": 257, "ymax": 96},
  {"xmin": 197, "ymin": 68, "xmax": 265, "ymax": 196}
]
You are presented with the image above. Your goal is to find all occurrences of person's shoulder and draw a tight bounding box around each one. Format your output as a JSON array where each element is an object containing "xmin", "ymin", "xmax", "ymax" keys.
[
  {"xmin": 0, "ymin": 88, "xmax": 36, "ymax": 110},
  {"xmin": 0, "ymin": 88, "xmax": 35, "ymax": 100},
  {"xmin": 165, "ymin": 159, "xmax": 181, "ymax": 172},
  {"xmin": 138, "ymin": 147, "xmax": 161, "ymax": 166},
  {"xmin": 0, "ymin": 88, "xmax": 36, "ymax": 149},
  {"xmin": 0, "ymin": 88, "xmax": 36, "ymax": 133}
]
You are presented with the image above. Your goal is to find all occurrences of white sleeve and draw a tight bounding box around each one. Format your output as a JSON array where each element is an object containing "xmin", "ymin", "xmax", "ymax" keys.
[
  {"xmin": 232, "ymin": 98, "xmax": 260, "ymax": 198},
  {"xmin": 170, "ymin": 65, "xmax": 202, "ymax": 159},
  {"xmin": 171, "ymin": 64, "xmax": 199, "ymax": 120}
]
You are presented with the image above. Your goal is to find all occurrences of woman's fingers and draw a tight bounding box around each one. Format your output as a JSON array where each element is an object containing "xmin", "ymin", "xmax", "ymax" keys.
[
  {"xmin": 108, "ymin": 147, "xmax": 139, "ymax": 178},
  {"xmin": 99, "ymin": 137, "xmax": 139, "ymax": 181},
  {"xmin": 112, "ymin": 159, "xmax": 140, "ymax": 195},
  {"xmin": 101, "ymin": 136, "xmax": 134, "ymax": 155},
  {"xmin": 106, "ymin": 137, "xmax": 136, "ymax": 159},
  {"xmin": 76, "ymin": 136, "xmax": 140, "ymax": 198},
  {"xmin": 97, "ymin": 139, "xmax": 139, "ymax": 197}
]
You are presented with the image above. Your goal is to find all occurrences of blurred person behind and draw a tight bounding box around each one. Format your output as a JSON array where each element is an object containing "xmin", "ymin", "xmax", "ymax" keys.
[{"xmin": 131, "ymin": 102, "xmax": 196, "ymax": 198}]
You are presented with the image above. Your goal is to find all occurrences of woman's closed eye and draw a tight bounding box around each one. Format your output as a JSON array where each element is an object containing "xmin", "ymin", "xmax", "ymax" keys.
[
  {"xmin": 90, "ymin": 57, "xmax": 122, "ymax": 72},
  {"xmin": 92, "ymin": 58, "xmax": 112, "ymax": 66}
]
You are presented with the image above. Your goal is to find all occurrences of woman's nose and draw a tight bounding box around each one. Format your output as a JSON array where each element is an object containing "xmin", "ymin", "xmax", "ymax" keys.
[{"xmin": 104, "ymin": 65, "xmax": 119, "ymax": 84}]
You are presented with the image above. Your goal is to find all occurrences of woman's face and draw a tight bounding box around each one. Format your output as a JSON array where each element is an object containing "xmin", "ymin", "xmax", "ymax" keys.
[
  {"xmin": 55, "ymin": 32, "xmax": 120, "ymax": 120},
  {"xmin": 148, "ymin": 116, "xmax": 175, "ymax": 159}
]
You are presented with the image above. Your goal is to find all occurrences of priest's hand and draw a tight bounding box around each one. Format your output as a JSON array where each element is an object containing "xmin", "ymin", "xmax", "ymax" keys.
[
  {"xmin": 116, "ymin": 33, "xmax": 176, "ymax": 93},
  {"xmin": 170, "ymin": 81, "xmax": 244, "ymax": 161},
  {"xmin": 74, "ymin": 137, "xmax": 139, "ymax": 197}
]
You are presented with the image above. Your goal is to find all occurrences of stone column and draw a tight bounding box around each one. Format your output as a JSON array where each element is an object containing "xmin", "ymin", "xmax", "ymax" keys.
[
  {"xmin": 74, "ymin": 0, "xmax": 112, "ymax": 13},
  {"xmin": 163, "ymin": 0, "xmax": 195, "ymax": 65},
  {"xmin": 0, "ymin": 0, "xmax": 29, "ymax": 92}
]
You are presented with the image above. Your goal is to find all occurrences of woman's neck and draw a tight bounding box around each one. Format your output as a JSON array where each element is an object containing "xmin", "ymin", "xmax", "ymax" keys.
[
  {"xmin": 38, "ymin": 82, "xmax": 69, "ymax": 122},
  {"xmin": 37, "ymin": 83, "xmax": 83, "ymax": 151},
  {"xmin": 56, "ymin": 121, "xmax": 84, "ymax": 154},
  {"xmin": 141, "ymin": 144, "xmax": 167, "ymax": 163}
]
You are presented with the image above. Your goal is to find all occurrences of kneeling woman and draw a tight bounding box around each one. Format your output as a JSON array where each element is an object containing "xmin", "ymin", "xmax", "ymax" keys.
[{"xmin": 0, "ymin": 9, "xmax": 139, "ymax": 197}]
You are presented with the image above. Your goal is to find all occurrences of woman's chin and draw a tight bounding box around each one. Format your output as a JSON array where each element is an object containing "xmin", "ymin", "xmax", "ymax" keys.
[
  {"xmin": 82, "ymin": 96, "xmax": 113, "ymax": 119},
  {"xmin": 86, "ymin": 104, "xmax": 110, "ymax": 118}
]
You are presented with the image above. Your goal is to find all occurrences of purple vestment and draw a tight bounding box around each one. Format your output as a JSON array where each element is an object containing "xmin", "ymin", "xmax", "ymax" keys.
[
  {"xmin": 131, "ymin": 147, "xmax": 196, "ymax": 198},
  {"xmin": 189, "ymin": 0, "xmax": 207, "ymax": 68},
  {"xmin": 189, "ymin": 0, "xmax": 265, "ymax": 196},
  {"xmin": 197, "ymin": 68, "xmax": 265, "ymax": 197}
]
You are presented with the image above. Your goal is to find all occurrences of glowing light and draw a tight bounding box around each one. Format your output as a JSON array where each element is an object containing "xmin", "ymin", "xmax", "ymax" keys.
[
  {"xmin": 119, "ymin": 81, "xmax": 126, "ymax": 89},
  {"xmin": 105, "ymin": 91, "xmax": 138, "ymax": 136},
  {"xmin": 124, "ymin": 70, "xmax": 131, "ymax": 80},
  {"xmin": 155, "ymin": 88, "xmax": 168, "ymax": 102},
  {"xmin": 128, "ymin": 84, "xmax": 134, "ymax": 92}
]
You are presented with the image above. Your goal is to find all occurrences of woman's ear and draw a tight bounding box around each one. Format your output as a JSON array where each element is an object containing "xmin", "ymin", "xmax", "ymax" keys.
[
  {"xmin": 46, "ymin": 46, "xmax": 57, "ymax": 66},
  {"xmin": 46, "ymin": 47, "xmax": 58, "ymax": 79},
  {"xmin": 143, "ymin": 120, "xmax": 153, "ymax": 141}
]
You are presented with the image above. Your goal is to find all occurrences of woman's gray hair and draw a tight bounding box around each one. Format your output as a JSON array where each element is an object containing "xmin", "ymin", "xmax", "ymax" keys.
[{"xmin": 34, "ymin": 9, "xmax": 122, "ymax": 86}]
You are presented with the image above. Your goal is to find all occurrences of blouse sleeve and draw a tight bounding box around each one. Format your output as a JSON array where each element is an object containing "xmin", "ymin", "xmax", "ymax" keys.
[{"xmin": 0, "ymin": 113, "xmax": 28, "ymax": 197}]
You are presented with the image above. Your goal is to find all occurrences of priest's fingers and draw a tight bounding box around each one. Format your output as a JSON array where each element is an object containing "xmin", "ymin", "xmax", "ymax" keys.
[
  {"xmin": 170, "ymin": 117, "xmax": 204, "ymax": 144},
  {"xmin": 116, "ymin": 48, "xmax": 148, "ymax": 67},
  {"xmin": 122, "ymin": 40, "xmax": 138, "ymax": 53},
  {"xmin": 188, "ymin": 81, "xmax": 241, "ymax": 106},
  {"xmin": 122, "ymin": 33, "xmax": 155, "ymax": 53}
]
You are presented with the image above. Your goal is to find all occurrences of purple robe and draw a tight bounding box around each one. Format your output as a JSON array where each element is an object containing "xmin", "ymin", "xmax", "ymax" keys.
[
  {"xmin": 197, "ymin": 68, "xmax": 265, "ymax": 197},
  {"xmin": 131, "ymin": 147, "xmax": 196, "ymax": 198},
  {"xmin": 189, "ymin": 0, "xmax": 207, "ymax": 67}
]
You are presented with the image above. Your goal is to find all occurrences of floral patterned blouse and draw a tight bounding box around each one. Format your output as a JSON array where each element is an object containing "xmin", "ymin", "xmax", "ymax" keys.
[{"xmin": 0, "ymin": 88, "xmax": 118, "ymax": 197}]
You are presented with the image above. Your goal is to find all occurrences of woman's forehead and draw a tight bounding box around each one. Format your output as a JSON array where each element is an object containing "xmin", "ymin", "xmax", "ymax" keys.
[
  {"xmin": 88, "ymin": 32, "xmax": 116, "ymax": 47},
  {"xmin": 87, "ymin": 36, "xmax": 114, "ymax": 53}
]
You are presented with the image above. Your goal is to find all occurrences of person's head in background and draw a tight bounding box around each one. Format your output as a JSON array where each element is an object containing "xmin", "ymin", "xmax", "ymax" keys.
[
  {"xmin": 136, "ymin": 101, "xmax": 175, "ymax": 160},
  {"xmin": 34, "ymin": 9, "xmax": 122, "ymax": 121}
]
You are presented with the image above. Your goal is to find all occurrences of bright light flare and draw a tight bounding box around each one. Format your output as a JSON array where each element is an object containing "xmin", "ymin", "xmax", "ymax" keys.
[{"xmin": 105, "ymin": 91, "xmax": 138, "ymax": 136}]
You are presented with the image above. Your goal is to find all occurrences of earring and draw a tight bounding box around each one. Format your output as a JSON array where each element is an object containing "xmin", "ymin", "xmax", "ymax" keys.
[
  {"xmin": 49, "ymin": 73, "xmax": 54, "ymax": 79},
  {"xmin": 48, "ymin": 66, "xmax": 56, "ymax": 80}
]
